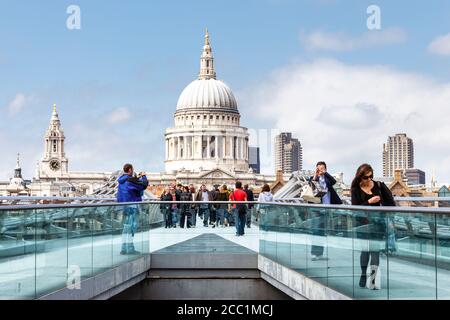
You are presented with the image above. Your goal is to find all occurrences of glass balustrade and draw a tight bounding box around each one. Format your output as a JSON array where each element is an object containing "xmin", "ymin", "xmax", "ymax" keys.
[
  {"xmin": 0, "ymin": 203, "xmax": 155, "ymax": 299},
  {"xmin": 259, "ymin": 203, "xmax": 450, "ymax": 300},
  {"xmin": 1, "ymin": 201, "xmax": 449, "ymax": 300}
]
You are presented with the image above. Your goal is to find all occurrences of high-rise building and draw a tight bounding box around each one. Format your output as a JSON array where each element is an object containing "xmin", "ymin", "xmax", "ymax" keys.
[
  {"xmin": 383, "ymin": 133, "xmax": 414, "ymax": 178},
  {"xmin": 248, "ymin": 146, "xmax": 260, "ymax": 174},
  {"xmin": 275, "ymin": 132, "xmax": 303, "ymax": 174},
  {"xmin": 405, "ymin": 169, "xmax": 426, "ymax": 186}
]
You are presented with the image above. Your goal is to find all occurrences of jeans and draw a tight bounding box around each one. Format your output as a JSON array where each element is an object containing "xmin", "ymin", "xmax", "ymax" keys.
[
  {"xmin": 235, "ymin": 209, "xmax": 246, "ymax": 235},
  {"xmin": 121, "ymin": 206, "xmax": 138, "ymax": 253},
  {"xmin": 227, "ymin": 209, "xmax": 235, "ymax": 226},
  {"xmin": 180, "ymin": 210, "xmax": 192, "ymax": 228},
  {"xmin": 199, "ymin": 207, "xmax": 210, "ymax": 226},
  {"xmin": 172, "ymin": 208, "xmax": 179, "ymax": 226},
  {"xmin": 210, "ymin": 207, "xmax": 216, "ymax": 223},
  {"xmin": 164, "ymin": 208, "xmax": 172, "ymax": 228},
  {"xmin": 246, "ymin": 207, "xmax": 253, "ymax": 227},
  {"xmin": 216, "ymin": 208, "xmax": 225, "ymax": 226},
  {"xmin": 233, "ymin": 209, "xmax": 238, "ymax": 233},
  {"xmin": 190, "ymin": 208, "xmax": 197, "ymax": 227}
]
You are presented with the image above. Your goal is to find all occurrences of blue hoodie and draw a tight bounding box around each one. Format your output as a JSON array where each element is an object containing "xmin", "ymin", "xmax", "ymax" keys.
[{"xmin": 116, "ymin": 174, "xmax": 148, "ymax": 203}]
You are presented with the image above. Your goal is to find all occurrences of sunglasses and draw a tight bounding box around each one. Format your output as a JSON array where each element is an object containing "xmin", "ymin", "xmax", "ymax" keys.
[{"xmin": 362, "ymin": 175, "xmax": 373, "ymax": 180}]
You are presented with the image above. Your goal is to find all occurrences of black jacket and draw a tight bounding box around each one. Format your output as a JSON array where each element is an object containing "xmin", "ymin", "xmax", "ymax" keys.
[
  {"xmin": 351, "ymin": 181, "xmax": 395, "ymax": 207},
  {"xmin": 160, "ymin": 193, "xmax": 172, "ymax": 210},
  {"xmin": 215, "ymin": 192, "xmax": 229, "ymax": 209},
  {"xmin": 245, "ymin": 189, "xmax": 255, "ymax": 209},
  {"xmin": 311, "ymin": 172, "xmax": 342, "ymax": 205},
  {"xmin": 160, "ymin": 192, "xmax": 180, "ymax": 209},
  {"xmin": 179, "ymin": 191, "xmax": 194, "ymax": 212},
  {"xmin": 351, "ymin": 181, "xmax": 395, "ymax": 239}
]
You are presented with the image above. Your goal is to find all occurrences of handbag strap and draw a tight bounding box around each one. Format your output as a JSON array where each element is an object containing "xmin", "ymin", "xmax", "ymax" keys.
[{"xmin": 376, "ymin": 181, "xmax": 384, "ymax": 206}]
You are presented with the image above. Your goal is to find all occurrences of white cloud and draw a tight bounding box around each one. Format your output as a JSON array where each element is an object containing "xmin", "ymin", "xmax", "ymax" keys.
[
  {"xmin": 241, "ymin": 59, "xmax": 450, "ymax": 183},
  {"xmin": 300, "ymin": 27, "xmax": 407, "ymax": 51},
  {"xmin": 66, "ymin": 119, "xmax": 164, "ymax": 174},
  {"xmin": 7, "ymin": 93, "xmax": 32, "ymax": 116},
  {"xmin": 428, "ymin": 33, "xmax": 450, "ymax": 55},
  {"xmin": 105, "ymin": 107, "xmax": 132, "ymax": 125},
  {"xmin": 316, "ymin": 103, "xmax": 384, "ymax": 129}
]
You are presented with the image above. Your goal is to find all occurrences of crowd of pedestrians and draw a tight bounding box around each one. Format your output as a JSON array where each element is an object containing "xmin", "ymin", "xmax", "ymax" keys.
[{"xmin": 158, "ymin": 181, "xmax": 268, "ymax": 236}]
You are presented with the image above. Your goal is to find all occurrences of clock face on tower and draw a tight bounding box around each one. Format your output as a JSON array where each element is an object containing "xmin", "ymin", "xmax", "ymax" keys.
[{"xmin": 49, "ymin": 159, "xmax": 61, "ymax": 171}]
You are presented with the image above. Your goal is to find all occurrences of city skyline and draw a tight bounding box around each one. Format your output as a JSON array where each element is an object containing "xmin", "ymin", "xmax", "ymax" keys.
[{"xmin": 1, "ymin": 1, "xmax": 450, "ymax": 184}]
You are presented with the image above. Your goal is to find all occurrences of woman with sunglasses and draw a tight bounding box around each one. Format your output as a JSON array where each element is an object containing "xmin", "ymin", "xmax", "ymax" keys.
[{"xmin": 351, "ymin": 163, "xmax": 395, "ymax": 290}]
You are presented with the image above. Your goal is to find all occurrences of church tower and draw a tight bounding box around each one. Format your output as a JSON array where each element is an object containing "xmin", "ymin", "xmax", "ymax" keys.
[{"xmin": 38, "ymin": 104, "xmax": 69, "ymax": 179}]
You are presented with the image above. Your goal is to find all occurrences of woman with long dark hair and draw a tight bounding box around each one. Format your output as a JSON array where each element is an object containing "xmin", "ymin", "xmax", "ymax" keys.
[{"xmin": 351, "ymin": 164, "xmax": 395, "ymax": 290}]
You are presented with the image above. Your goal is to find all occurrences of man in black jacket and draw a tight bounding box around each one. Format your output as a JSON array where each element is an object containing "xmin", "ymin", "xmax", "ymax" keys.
[
  {"xmin": 309, "ymin": 162, "xmax": 342, "ymax": 261},
  {"xmin": 244, "ymin": 184, "xmax": 254, "ymax": 228}
]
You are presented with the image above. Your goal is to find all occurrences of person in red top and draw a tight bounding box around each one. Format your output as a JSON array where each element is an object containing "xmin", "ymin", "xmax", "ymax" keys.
[{"xmin": 229, "ymin": 181, "xmax": 248, "ymax": 236}]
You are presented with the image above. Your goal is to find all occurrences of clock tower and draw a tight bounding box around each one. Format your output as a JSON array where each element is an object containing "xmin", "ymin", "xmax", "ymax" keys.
[{"xmin": 38, "ymin": 104, "xmax": 69, "ymax": 179}]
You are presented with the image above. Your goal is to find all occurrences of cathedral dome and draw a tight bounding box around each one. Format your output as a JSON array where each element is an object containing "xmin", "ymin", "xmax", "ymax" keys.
[
  {"xmin": 176, "ymin": 79, "xmax": 238, "ymax": 111},
  {"xmin": 165, "ymin": 29, "xmax": 249, "ymax": 175}
]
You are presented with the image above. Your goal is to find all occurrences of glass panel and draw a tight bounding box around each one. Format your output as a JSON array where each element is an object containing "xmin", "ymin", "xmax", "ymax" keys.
[
  {"xmin": 387, "ymin": 210, "xmax": 436, "ymax": 300},
  {"xmin": 435, "ymin": 212, "xmax": 450, "ymax": 300},
  {"xmin": 262, "ymin": 205, "xmax": 277, "ymax": 261},
  {"xmin": 289, "ymin": 206, "xmax": 308, "ymax": 274},
  {"xmin": 259, "ymin": 204, "xmax": 282, "ymax": 258},
  {"xmin": 327, "ymin": 208, "xmax": 354, "ymax": 298},
  {"xmin": 133, "ymin": 205, "xmax": 144, "ymax": 256},
  {"xmin": 35, "ymin": 207, "xmax": 68, "ymax": 297},
  {"xmin": 92, "ymin": 206, "xmax": 113, "ymax": 275},
  {"xmin": 35, "ymin": 208, "xmax": 67, "ymax": 297},
  {"xmin": 140, "ymin": 203, "xmax": 151, "ymax": 254},
  {"xmin": 276, "ymin": 206, "xmax": 290, "ymax": 267},
  {"xmin": 112, "ymin": 205, "xmax": 131, "ymax": 266},
  {"xmin": 67, "ymin": 206, "xmax": 93, "ymax": 281},
  {"xmin": 0, "ymin": 208, "xmax": 36, "ymax": 299},
  {"xmin": 306, "ymin": 207, "xmax": 328, "ymax": 283},
  {"xmin": 352, "ymin": 210, "xmax": 388, "ymax": 300}
]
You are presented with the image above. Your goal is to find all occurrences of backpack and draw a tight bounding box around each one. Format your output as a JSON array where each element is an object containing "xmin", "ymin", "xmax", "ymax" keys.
[{"xmin": 233, "ymin": 191, "xmax": 247, "ymax": 216}]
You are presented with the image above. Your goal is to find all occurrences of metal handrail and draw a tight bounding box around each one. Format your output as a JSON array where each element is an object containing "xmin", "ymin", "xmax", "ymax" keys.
[
  {"xmin": 277, "ymin": 196, "xmax": 450, "ymax": 202},
  {"xmin": 1, "ymin": 200, "xmax": 449, "ymax": 214},
  {"xmin": 0, "ymin": 196, "xmax": 116, "ymax": 202}
]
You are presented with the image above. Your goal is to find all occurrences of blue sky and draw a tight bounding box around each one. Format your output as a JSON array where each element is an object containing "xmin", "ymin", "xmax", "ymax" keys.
[{"xmin": 1, "ymin": 0, "xmax": 450, "ymax": 184}]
